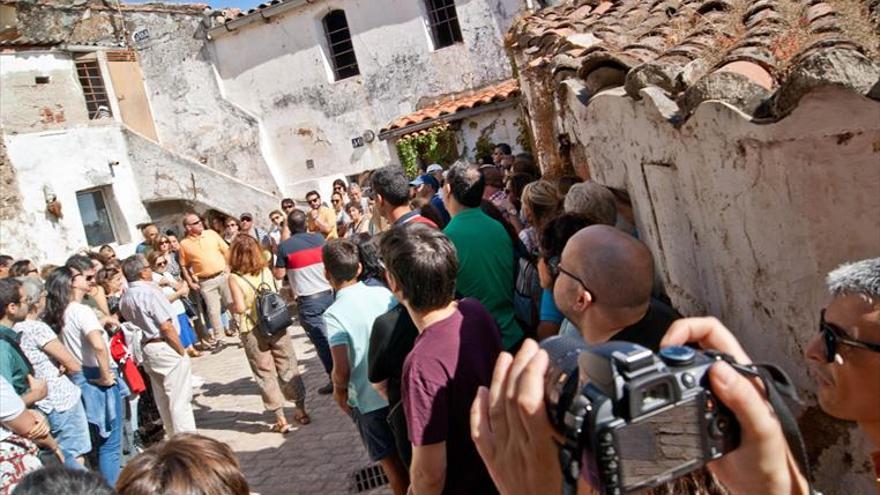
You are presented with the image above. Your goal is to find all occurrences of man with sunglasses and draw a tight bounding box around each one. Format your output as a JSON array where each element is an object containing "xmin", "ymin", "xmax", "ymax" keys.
[
  {"xmin": 305, "ymin": 190, "xmax": 338, "ymax": 240},
  {"xmin": 179, "ymin": 213, "xmax": 235, "ymax": 344},
  {"xmin": 552, "ymin": 224, "xmax": 679, "ymax": 351},
  {"xmin": 472, "ymin": 257, "xmax": 880, "ymax": 494}
]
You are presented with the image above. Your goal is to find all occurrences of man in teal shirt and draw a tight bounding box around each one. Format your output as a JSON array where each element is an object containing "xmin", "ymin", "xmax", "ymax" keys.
[
  {"xmin": 0, "ymin": 278, "xmax": 44, "ymax": 404},
  {"xmin": 442, "ymin": 163, "xmax": 524, "ymax": 351},
  {"xmin": 322, "ymin": 240, "xmax": 409, "ymax": 495}
]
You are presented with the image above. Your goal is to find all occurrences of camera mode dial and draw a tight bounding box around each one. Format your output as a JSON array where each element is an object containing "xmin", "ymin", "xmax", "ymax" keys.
[{"xmin": 658, "ymin": 346, "xmax": 696, "ymax": 366}]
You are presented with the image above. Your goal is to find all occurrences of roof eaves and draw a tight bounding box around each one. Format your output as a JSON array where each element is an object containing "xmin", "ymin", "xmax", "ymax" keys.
[{"xmin": 206, "ymin": 0, "xmax": 310, "ymax": 40}]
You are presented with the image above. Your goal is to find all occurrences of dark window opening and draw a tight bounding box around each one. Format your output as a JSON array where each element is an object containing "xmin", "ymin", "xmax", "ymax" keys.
[
  {"xmin": 323, "ymin": 10, "xmax": 359, "ymax": 81},
  {"xmin": 75, "ymin": 59, "xmax": 112, "ymax": 119},
  {"xmin": 426, "ymin": 0, "xmax": 463, "ymax": 49},
  {"xmin": 76, "ymin": 189, "xmax": 117, "ymax": 246},
  {"xmin": 35, "ymin": 76, "xmax": 50, "ymax": 84}
]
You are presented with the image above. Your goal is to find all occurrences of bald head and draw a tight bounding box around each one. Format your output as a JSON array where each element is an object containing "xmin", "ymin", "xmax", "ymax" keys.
[{"xmin": 563, "ymin": 225, "xmax": 653, "ymax": 313}]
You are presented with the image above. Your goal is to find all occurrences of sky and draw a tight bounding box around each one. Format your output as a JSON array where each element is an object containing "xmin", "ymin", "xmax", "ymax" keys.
[{"xmin": 130, "ymin": 0, "xmax": 263, "ymax": 10}]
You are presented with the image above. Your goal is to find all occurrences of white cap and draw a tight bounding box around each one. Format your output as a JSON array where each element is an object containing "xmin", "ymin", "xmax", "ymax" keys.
[{"xmin": 426, "ymin": 164, "xmax": 443, "ymax": 174}]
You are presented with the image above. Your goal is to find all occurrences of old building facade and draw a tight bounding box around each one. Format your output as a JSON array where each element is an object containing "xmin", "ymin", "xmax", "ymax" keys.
[
  {"xmin": 508, "ymin": 0, "xmax": 880, "ymax": 491},
  {"xmin": 0, "ymin": 0, "xmax": 528, "ymax": 262}
]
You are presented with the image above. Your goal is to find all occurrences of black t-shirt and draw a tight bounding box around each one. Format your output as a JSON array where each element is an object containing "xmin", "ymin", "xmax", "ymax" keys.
[
  {"xmin": 610, "ymin": 298, "xmax": 681, "ymax": 352},
  {"xmin": 368, "ymin": 304, "xmax": 419, "ymax": 406}
]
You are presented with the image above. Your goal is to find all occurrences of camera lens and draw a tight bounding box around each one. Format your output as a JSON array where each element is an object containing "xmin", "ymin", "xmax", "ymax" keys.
[{"xmin": 540, "ymin": 336, "xmax": 590, "ymax": 432}]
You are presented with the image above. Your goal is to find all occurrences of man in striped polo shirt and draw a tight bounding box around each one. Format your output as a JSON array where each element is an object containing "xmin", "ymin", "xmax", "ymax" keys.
[{"xmin": 273, "ymin": 209, "xmax": 334, "ymax": 394}]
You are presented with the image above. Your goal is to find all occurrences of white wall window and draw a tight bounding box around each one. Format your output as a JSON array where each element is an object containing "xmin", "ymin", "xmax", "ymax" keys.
[
  {"xmin": 426, "ymin": 0, "xmax": 463, "ymax": 49},
  {"xmin": 76, "ymin": 188, "xmax": 117, "ymax": 246},
  {"xmin": 322, "ymin": 10, "xmax": 360, "ymax": 81}
]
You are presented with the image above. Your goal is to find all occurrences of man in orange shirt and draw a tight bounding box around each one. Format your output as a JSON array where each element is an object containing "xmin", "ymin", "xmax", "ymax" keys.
[
  {"xmin": 179, "ymin": 213, "xmax": 236, "ymax": 345},
  {"xmin": 305, "ymin": 190, "xmax": 337, "ymax": 240}
]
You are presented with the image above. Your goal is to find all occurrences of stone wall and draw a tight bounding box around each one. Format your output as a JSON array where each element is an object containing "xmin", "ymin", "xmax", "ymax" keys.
[{"xmin": 556, "ymin": 81, "xmax": 880, "ymax": 492}]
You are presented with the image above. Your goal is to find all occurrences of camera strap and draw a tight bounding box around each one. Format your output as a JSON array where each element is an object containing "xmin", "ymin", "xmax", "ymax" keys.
[{"xmin": 727, "ymin": 360, "xmax": 815, "ymax": 487}]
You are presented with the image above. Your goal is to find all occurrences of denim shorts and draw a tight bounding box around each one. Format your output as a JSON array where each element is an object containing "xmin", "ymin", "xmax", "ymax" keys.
[
  {"xmin": 352, "ymin": 407, "xmax": 396, "ymax": 462},
  {"xmin": 48, "ymin": 401, "xmax": 92, "ymax": 469}
]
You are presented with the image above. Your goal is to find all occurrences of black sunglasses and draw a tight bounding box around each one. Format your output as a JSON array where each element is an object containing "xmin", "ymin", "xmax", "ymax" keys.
[
  {"xmin": 819, "ymin": 309, "xmax": 880, "ymax": 363},
  {"xmin": 187, "ymin": 219, "xmax": 202, "ymax": 226}
]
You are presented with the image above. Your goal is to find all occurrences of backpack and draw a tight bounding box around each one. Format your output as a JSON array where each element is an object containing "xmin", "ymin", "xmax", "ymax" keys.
[
  {"xmin": 513, "ymin": 240, "xmax": 541, "ymax": 339},
  {"xmin": 235, "ymin": 271, "xmax": 292, "ymax": 337}
]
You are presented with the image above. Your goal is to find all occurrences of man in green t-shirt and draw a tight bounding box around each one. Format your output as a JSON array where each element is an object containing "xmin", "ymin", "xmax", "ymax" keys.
[
  {"xmin": 0, "ymin": 278, "xmax": 45, "ymax": 405},
  {"xmin": 442, "ymin": 163, "xmax": 524, "ymax": 351}
]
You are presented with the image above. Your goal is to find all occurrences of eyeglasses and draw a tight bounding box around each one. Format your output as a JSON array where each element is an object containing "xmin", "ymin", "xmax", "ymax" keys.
[
  {"xmin": 556, "ymin": 263, "xmax": 595, "ymax": 302},
  {"xmin": 331, "ymin": 199, "xmax": 341, "ymax": 204},
  {"xmin": 154, "ymin": 262, "xmax": 167, "ymax": 268},
  {"xmin": 85, "ymin": 275, "xmax": 95, "ymax": 282},
  {"xmin": 334, "ymin": 185, "xmax": 345, "ymax": 191},
  {"xmin": 187, "ymin": 219, "xmax": 202, "ymax": 226},
  {"xmin": 308, "ymin": 198, "xmax": 320, "ymax": 204},
  {"xmin": 241, "ymin": 218, "xmax": 252, "ymax": 223},
  {"xmin": 819, "ymin": 309, "xmax": 880, "ymax": 363}
]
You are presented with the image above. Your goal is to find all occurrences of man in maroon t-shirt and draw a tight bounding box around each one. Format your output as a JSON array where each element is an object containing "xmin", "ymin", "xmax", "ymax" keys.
[
  {"xmin": 371, "ymin": 166, "xmax": 437, "ymax": 228},
  {"xmin": 381, "ymin": 223, "xmax": 500, "ymax": 494}
]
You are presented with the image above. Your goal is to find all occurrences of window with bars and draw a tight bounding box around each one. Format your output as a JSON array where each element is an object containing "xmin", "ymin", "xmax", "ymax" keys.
[
  {"xmin": 426, "ymin": 0, "xmax": 463, "ymax": 49},
  {"xmin": 75, "ymin": 59, "xmax": 112, "ymax": 119},
  {"xmin": 323, "ymin": 10, "xmax": 359, "ymax": 81}
]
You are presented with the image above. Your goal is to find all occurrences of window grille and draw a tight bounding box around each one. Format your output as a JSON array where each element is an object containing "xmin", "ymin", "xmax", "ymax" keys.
[
  {"xmin": 323, "ymin": 10, "xmax": 359, "ymax": 81},
  {"xmin": 426, "ymin": 0, "xmax": 463, "ymax": 49},
  {"xmin": 75, "ymin": 60, "xmax": 112, "ymax": 119}
]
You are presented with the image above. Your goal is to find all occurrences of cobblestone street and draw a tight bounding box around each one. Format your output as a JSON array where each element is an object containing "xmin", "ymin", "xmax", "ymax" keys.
[{"xmin": 190, "ymin": 324, "xmax": 392, "ymax": 495}]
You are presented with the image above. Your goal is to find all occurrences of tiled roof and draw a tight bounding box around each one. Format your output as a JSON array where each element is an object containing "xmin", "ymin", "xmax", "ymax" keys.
[
  {"xmin": 214, "ymin": 0, "xmax": 288, "ymax": 24},
  {"xmin": 380, "ymin": 79, "xmax": 521, "ymax": 136},
  {"xmin": 509, "ymin": 0, "xmax": 880, "ymax": 120}
]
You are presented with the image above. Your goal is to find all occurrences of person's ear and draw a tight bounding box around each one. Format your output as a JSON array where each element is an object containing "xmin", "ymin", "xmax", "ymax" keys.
[
  {"xmin": 385, "ymin": 271, "xmax": 399, "ymax": 294},
  {"xmin": 573, "ymin": 287, "xmax": 593, "ymax": 312},
  {"xmin": 356, "ymin": 262, "xmax": 363, "ymax": 278}
]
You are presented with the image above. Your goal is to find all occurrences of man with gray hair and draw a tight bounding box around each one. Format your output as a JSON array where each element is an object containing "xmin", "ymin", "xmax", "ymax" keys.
[
  {"xmin": 118, "ymin": 255, "xmax": 196, "ymax": 436},
  {"xmin": 563, "ymin": 181, "xmax": 618, "ymax": 226},
  {"xmin": 472, "ymin": 257, "xmax": 880, "ymax": 494}
]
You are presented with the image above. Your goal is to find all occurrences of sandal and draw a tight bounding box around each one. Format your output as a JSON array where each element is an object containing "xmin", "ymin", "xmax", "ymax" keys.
[
  {"xmin": 187, "ymin": 348, "xmax": 203, "ymax": 358},
  {"xmin": 293, "ymin": 409, "xmax": 311, "ymax": 425},
  {"xmin": 270, "ymin": 422, "xmax": 292, "ymax": 434}
]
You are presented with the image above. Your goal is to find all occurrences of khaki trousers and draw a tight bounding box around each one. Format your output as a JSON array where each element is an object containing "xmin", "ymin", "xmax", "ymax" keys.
[
  {"xmin": 241, "ymin": 330, "xmax": 306, "ymax": 412},
  {"xmin": 142, "ymin": 342, "xmax": 197, "ymax": 436},
  {"xmin": 200, "ymin": 273, "xmax": 235, "ymax": 336}
]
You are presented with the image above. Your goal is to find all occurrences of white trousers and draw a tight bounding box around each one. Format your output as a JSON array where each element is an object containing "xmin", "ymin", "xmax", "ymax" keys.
[{"xmin": 142, "ymin": 342, "xmax": 197, "ymax": 436}]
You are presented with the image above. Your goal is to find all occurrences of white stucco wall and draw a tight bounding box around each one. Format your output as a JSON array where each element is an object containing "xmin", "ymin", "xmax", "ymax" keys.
[
  {"xmin": 0, "ymin": 126, "xmax": 151, "ymax": 264},
  {"xmin": 458, "ymin": 104, "xmax": 523, "ymax": 160},
  {"xmin": 208, "ymin": 0, "xmax": 521, "ymax": 196},
  {"xmin": 559, "ymin": 82, "xmax": 880, "ymax": 493},
  {"xmin": 0, "ymin": 51, "xmax": 91, "ymax": 132}
]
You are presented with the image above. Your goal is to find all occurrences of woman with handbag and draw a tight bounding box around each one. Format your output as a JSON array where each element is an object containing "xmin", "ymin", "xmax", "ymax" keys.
[{"xmin": 227, "ymin": 235, "xmax": 310, "ymax": 433}]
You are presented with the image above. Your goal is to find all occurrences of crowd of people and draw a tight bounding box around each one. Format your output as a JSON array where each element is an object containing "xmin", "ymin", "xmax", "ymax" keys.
[{"xmin": 0, "ymin": 140, "xmax": 877, "ymax": 494}]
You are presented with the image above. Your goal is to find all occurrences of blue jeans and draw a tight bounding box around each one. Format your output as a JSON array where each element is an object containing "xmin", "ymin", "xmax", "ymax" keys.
[
  {"xmin": 296, "ymin": 291, "xmax": 334, "ymax": 375},
  {"xmin": 47, "ymin": 401, "xmax": 91, "ymax": 470},
  {"xmin": 81, "ymin": 367, "xmax": 124, "ymax": 486}
]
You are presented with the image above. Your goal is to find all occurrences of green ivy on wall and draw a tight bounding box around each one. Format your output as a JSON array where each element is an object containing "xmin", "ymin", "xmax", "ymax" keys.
[{"xmin": 395, "ymin": 124, "xmax": 458, "ymax": 178}]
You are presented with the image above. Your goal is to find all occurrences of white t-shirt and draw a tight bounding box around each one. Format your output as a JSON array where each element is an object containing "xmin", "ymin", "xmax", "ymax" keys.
[
  {"xmin": 62, "ymin": 302, "xmax": 110, "ymax": 368},
  {"xmin": 0, "ymin": 377, "xmax": 25, "ymax": 442},
  {"xmin": 152, "ymin": 272, "xmax": 185, "ymax": 316}
]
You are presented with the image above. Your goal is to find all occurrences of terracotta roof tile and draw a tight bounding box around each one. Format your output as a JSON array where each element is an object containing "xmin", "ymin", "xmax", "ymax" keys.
[
  {"xmin": 510, "ymin": 0, "xmax": 880, "ymax": 120},
  {"xmin": 380, "ymin": 79, "xmax": 520, "ymax": 135}
]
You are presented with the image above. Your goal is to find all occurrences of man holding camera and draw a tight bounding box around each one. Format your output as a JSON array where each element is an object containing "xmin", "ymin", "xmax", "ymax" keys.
[{"xmin": 471, "ymin": 257, "xmax": 880, "ymax": 494}]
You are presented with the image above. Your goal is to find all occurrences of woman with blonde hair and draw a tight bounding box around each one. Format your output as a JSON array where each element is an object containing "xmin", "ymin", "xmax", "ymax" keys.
[
  {"xmin": 227, "ymin": 235, "xmax": 309, "ymax": 433},
  {"xmin": 519, "ymin": 179, "xmax": 563, "ymax": 255}
]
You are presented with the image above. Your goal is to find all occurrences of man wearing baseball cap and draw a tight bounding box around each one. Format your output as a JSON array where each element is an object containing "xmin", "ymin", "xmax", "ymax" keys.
[
  {"xmin": 410, "ymin": 173, "xmax": 450, "ymax": 225},
  {"xmin": 239, "ymin": 213, "xmax": 270, "ymax": 248}
]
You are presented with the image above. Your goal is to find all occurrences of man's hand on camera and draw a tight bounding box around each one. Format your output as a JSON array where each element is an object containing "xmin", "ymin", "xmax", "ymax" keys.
[
  {"xmin": 661, "ymin": 317, "xmax": 810, "ymax": 495},
  {"xmin": 471, "ymin": 339, "xmax": 563, "ymax": 495}
]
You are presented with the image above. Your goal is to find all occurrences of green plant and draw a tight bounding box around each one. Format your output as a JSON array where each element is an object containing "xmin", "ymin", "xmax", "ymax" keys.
[
  {"xmin": 474, "ymin": 134, "xmax": 496, "ymax": 162},
  {"xmin": 515, "ymin": 117, "xmax": 533, "ymax": 154},
  {"xmin": 395, "ymin": 124, "xmax": 458, "ymax": 178}
]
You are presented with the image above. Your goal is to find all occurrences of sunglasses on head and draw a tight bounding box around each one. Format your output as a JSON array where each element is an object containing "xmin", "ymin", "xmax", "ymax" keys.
[{"xmin": 818, "ymin": 309, "xmax": 880, "ymax": 363}]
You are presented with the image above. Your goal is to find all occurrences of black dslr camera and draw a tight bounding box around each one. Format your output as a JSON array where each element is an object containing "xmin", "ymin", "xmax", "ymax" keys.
[{"xmin": 541, "ymin": 336, "xmax": 740, "ymax": 495}]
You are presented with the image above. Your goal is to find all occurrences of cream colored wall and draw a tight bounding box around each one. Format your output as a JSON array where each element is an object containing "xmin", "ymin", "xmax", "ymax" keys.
[{"xmin": 559, "ymin": 81, "xmax": 880, "ymax": 492}]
